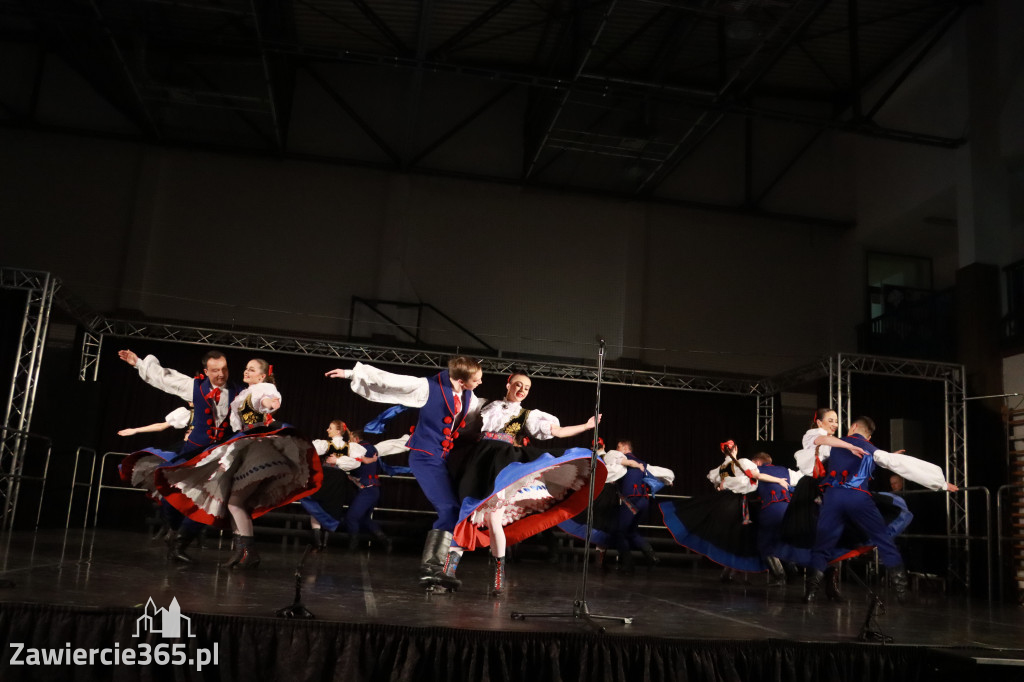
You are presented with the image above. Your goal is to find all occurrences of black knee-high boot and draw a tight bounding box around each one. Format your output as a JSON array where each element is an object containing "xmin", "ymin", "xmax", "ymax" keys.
[
  {"xmin": 419, "ymin": 529, "xmax": 451, "ymax": 587},
  {"xmin": 765, "ymin": 556, "xmax": 786, "ymax": 586},
  {"xmin": 167, "ymin": 525, "xmax": 200, "ymax": 564},
  {"xmin": 372, "ymin": 530, "xmax": 393, "ymax": 553},
  {"xmin": 804, "ymin": 569, "xmax": 824, "ymax": 603},
  {"xmin": 889, "ymin": 565, "xmax": 910, "ymax": 604},
  {"xmin": 824, "ymin": 564, "xmax": 843, "ymax": 601}
]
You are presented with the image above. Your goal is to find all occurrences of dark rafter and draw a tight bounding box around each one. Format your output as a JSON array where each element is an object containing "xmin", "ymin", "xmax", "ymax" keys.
[
  {"xmin": 848, "ymin": 0, "xmax": 862, "ymax": 119},
  {"xmin": 410, "ymin": 84, "xmax": 517, "ymax": 166},
  {"xmin": 249, "ymin": 0, "xmax": 284, "ymax": 152},
  {"xmin": 304, "ymin": 64, "xmax": 402, "ymax": 166},
  {"xmin": 864, "ymin": 3, "xmax": 968, "ymax": 120},
  {"xmin": 349, "ymin": 0, "xmax": 408, "ymax": 55},
  {"xmin": 428, "ymin": 0, "xmax": 518, "ymax": 61},
  {"xmin": 634, "ymin": 0, "xmax": 834, "ymax": 195},
  {"xmin": 525, "ymin": 0, "xmax": 620, "ymax": 180},
  {"xmin": 87, "ymin": 0, "xmax": 162, "ymax": 140}
]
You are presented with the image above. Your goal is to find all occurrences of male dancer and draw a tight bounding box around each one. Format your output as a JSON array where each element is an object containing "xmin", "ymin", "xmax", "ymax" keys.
[
  {"xmin": 118, "ymin": 348, "xmax": 242, "ymax": 562},
  {"xmin": 748, "ymin": 452, "xmax": 803, "ymax": 587},
  {"xmin": 326, "ymin": 356, "xmax": 482, "ymax": 589},
  {"xmin": 804, "ymin": 416, "xmax": 957, "ymax": 603},
  {"xmin": 607, "ymin": 439, "xmax": 669, "ymax": 573}
]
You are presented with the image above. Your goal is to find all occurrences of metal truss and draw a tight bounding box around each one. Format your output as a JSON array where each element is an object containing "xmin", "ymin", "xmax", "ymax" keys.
[
  {"xmin": 13, "ymin": 271, "xmax": 969, "ymax": 564},
  {"xmin": 831, "ymin": 352, "xmax": 969, "ymax": 590},
  {"xmin": 81, "ymin": 317, "xmax": 764, "ymax": 396},
  {"xmin": 78, "ymin": 331, "xmax": 102, "ymax": 382},
  {"xmin": 756, "ymin": 394, "xmax": 774, "ymax": 443},
  {"xmin": 761, "ymin": 357, "xmax": 831, "ymax": 395},
  {"xmin": 0, "ymin": 267, "xmax": 56, "ymax": 530},
  {"xmin": 944, "ymin": 370, "xmax": 969, "ymax": 588}
]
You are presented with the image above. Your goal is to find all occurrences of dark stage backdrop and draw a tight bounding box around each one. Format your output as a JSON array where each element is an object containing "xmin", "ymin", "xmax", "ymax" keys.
[
  {"xmin": 71, "ymin": 340, "xmax": 757, "ymax": 527},
  {"xmin": 7, "ymin": 334, "xmax": 960, "ymax": 538}
]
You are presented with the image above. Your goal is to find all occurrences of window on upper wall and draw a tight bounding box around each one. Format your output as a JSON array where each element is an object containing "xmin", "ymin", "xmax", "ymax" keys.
[
  {"xmin": 866, "ymin": 252, "xmax": 934, "ymax": 320},
  {"xmin": 1003, "ymin": 259, "xmax": 1024, "ymax": 341}
]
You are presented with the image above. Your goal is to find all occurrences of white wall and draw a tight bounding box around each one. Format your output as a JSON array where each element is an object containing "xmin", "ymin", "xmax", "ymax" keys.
[{"xmin": 3, "ymin": 127, "xmax": 875, "ymax": 377}]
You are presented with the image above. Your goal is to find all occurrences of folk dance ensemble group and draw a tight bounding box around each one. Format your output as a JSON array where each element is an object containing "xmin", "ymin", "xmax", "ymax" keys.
[{"xmin": 117, "ymin": 350, "xmax": 957, "ymax": 603}]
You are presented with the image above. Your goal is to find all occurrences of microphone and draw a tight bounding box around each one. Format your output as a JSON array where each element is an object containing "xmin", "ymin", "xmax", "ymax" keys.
[{"xmin": 595, "ymin": 335, "xmax": 606, "ymax": 348}]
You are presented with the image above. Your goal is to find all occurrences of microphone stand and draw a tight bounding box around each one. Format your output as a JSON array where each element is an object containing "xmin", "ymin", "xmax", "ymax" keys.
[
  {"xmin": 842, "ymin": 562, "xmax": 893, "ymax": 643},
  {"xmin": 510, "ymin": 337, "xmax": 633, "ymax": 632},
  {"xmin": 275, "ymin": 545, "xmax": 316, "ymax": 619}
]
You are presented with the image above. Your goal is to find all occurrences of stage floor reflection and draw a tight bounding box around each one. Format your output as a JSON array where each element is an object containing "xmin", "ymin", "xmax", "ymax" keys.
[{"xmin": 0, "ymin": 529, "xmax": 1021, "ymax": 653}]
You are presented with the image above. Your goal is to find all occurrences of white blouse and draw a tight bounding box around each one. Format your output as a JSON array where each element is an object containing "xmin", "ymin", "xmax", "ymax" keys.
[
  {"xmin": 478, "ymin": 400, "xmax": 560, "ymax": 440},
  {"xmin": 229, "ymin": 382, "xmax": 281, "ymax": 432},
  {"xmin": 164, "ymin": 406, "xmax": 192, "ymax": 430},
  {"xmin": 707, "ymin": 456, "xmax": 758, "ymax": 494},
  {"xmin": 795, "ymin": 427, "xmax": 829, "ymax": 475}
]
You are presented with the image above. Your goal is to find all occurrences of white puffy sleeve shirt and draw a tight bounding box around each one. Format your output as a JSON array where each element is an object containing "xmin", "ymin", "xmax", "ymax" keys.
[
  {"xmin": 347, "ymin": 362, "xmax": 430, "ymax": 408},
  {"xmin": 479, "ymin": 401, "xmax": 560, "ymax": 440},
  {"xmin": 164, "ymin": 406, "xmax": 192, "ymax": 430},
  {"xmin": 872, "ymin": 450, "xmax": 950, "ymax": 490},
  {"xmin": 229, "ymin": 383, "xmax": 282, "ymax": 432},
  {"xmin": 795, "ymin": 427, "xmax": 828, "ymax": 475}
]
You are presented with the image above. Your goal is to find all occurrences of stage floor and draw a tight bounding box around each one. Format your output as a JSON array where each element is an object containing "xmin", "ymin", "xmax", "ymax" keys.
[{"xmin": 0, "ymin": 528, "xmax": 1021, "ymax": 655}]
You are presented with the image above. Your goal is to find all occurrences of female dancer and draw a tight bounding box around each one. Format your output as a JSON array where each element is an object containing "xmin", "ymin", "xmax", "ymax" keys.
[
  {"xmin": 452, "ymin": 371, "xmax": 606, "ymax": 596},
  {"xmin": 118, "ymin": 404, "xmax": 194, "ymax": 541},
  {"xmin": 340, "ymin": 429, "xmax": 392, "ymax": 552},
  {"xmin": 660, "ymin": 440, "xmax": 790, "ymax": 578},
  {"xmin": 301, "ymin": 420, "xmax": 355, "ymax": 551},
  {"xmin": 784, "ymin": 409, "xmax": 914, "ymax": 601},
  {"xmin": 154, "ymin": 359, "xmax": 322, "ymax": 569}
]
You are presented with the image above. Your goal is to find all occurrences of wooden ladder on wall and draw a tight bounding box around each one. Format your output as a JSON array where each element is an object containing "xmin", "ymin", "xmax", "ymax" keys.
[{"xmin": 1007, "ymin": 407, "xmax": 1024, "ymax": 603}]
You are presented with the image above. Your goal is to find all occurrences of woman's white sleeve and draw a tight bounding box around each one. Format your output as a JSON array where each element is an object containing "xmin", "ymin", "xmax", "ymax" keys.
[
  {"xmin": 164, "ymin": 407, "xmax": 192, "ymax": 430},
  {"xmin": 248, "ymin": 383, "xmax": 282, "ymax": 414}
]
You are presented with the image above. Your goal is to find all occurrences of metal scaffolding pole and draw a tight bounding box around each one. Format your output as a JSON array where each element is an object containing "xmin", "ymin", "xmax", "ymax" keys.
[
  {"xmin": 833, "ymin": 353, "xmax": 969, "ymax": 590},
  {"xmin": 945, "ymin": 371, "xmax": 969, "ymax": 589},
  {"xmin": 78, "ymin": 330, "xmax": 102, "ymax": 382},
  {"xmin": 756, "ymin": 393, "xmax": 774, "ymax": 442},
  {"xmin": 0, "ymin": 267, "xmax": 56, "ymax": 530}
]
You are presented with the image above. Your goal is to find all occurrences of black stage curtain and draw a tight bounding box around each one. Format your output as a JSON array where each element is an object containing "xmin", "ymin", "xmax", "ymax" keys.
[
  {"xmin": 77, "ymin": 340, "xmax": 757, "ymax": 527},
  {"xmin": 0, "ymin": 602, "xmax": 974, "ymax": 682}
]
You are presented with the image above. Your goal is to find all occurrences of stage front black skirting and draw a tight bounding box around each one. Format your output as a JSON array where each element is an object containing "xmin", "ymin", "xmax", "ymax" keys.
[{"xmin": 0, "ymin": 602, "xmax": 974, "ymax": 682}]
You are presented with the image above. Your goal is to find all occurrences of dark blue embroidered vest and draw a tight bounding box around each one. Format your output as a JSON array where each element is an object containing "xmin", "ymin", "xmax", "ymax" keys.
[
  {"xmin": 620, "ymin": 453, "xmax": 651, "ymax": 498},
  {"xmin": 406, "ymin": 370, "xmax": 472, "ymax": 459},
  {"xmin": 187, "ymin": 378, "xmax": 241, "ymax": 451},
  {"xmin": 754, "ymin": 463, "xmax": 792, "ymax": 508},
  {"xmin": 352, "ymin": 442, "xmax": 380, "ymax": 488},
  {"xmin": 821, "ymin": 434, "xmax": 878, "ymax": 493}
]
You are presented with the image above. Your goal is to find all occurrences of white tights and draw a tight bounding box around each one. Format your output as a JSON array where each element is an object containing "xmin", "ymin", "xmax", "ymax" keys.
[
  {"xmin": 227, "ymin": 492, "xmax": 253, "ymax": 536},
  {"xmin": 488, "ymin": 509, "xmax": 506, "ymax": 559}
]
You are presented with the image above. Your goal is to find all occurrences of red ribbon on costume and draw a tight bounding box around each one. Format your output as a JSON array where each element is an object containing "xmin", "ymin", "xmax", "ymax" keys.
[
  {"xmin": 720, "ymin": 440, "xmax": 735, "ymax": 453},
  {"xmin": 205, "ymin": 387, "xmax": 222, "ymax": 403}
]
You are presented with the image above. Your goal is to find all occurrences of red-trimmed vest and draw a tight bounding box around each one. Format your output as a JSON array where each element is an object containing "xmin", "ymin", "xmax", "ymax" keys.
[
  {"xmin": 186, "ymin": 378, "xmax": 241, "ymax": 452},
  {"xmin": 406, "ymin": 370, "xmax": 472, "ymax": 459}
]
